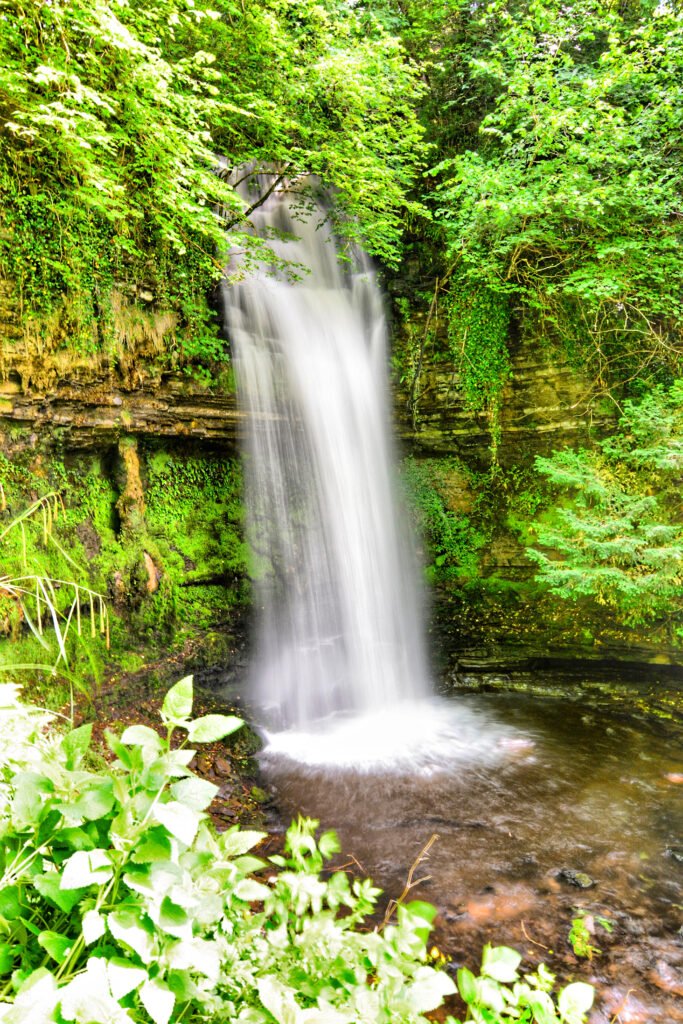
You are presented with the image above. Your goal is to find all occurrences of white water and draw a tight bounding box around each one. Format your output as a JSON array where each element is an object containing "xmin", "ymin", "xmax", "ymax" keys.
[{"xmin": 223, "ymin": 174, "xmax": 521, "ymax": 766}]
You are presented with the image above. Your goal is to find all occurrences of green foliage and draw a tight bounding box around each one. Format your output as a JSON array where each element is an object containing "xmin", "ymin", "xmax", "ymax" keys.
[
  {"xmin": 568, "ymin": 911, "xmax": 612, "ymax": 961},
  {"xmin": 447, "ymin": 944, "xmax": 593, "ymax": 1024},
  {"xmin": 446, "ymin": 277, "xmax": 512, "ymax": 417},
  {"xmin": 401, "ymin": 458, "xmax": 487, "ymax": 585},
  {"xmin": 0, "ymin": 490, "xmax": 109, "ymax": 675},
  {"xmin": 0, "ymin": 678, "xmax": 458, "ymax": 1023},
  {"xmin": 0, "ymin": 0, "xmax": 427, "ymax": 363},
  {"xmin": 416, "ymin": 0, "xmax": 683, "ymax": 393},
  {"xmin": 527, "ymin": 382, "xmax": 683, "ymax": 626}
]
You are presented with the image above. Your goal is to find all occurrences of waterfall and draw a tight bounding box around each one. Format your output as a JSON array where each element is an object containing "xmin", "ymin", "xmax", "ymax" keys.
[{"xmin": 223, "ymin": 173, "xmax": 522, "ymax": 769}]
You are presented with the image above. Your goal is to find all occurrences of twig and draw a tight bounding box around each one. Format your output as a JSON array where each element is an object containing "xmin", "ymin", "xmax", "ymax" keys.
[
  {"xmin": 520, "ymin": 920, "xmax": 550, "ymax": 951},
  {"xmin": 609, "ymin": 989, "xmax": 637, "ymax": 1023},
  {"xmin": 380, "ymin": 834, "xmax": 439, "ymax": 930}
]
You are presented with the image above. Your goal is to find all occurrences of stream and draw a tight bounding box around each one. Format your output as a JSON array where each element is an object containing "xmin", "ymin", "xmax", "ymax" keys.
[{"xmin": 259, "ymin": 688, "xmax": 683, "ymax": 1024}]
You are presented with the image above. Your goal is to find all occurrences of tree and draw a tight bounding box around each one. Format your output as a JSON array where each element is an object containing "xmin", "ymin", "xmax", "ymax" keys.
[
  {"xmin": 0, "ymin": 0, "xmax": 427, "ymax": 362},
  {"xmin": 527, "ymin": 382, "xmax": 683, "ymax": 627}
]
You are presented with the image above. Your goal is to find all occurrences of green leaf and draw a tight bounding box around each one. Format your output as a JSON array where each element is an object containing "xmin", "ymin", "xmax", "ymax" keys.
[
  {"xmin": 61, "ymin": 849, "xmax": 113, "ymax": 889},
  {"xmin": 108, "ymin": 910, "xmax": 155, "ymax": 964},
  {"xmin": 161, "ymin": 677, "xmax": 194, "ymax": 724},
  {"xmin": 34, "ymin": 872, "xmax": 87, "ymax": 913},
  {"xmin": 457, "ymin": 966, "xmax": 478, "ymax": 1005},
  {"xmin": 186, "ymin": 713, "xmax": 242, "ymax": 742},
  {"xmin": 481, "ymin": 944, "xmax": 522, "ymax": 983},
  {"xmin": 0, "ymin": 885, "xmax": 22, "ymax": 920},
  {"xmin": 82, "ymin": 909, "xmax": 106, "ymax": 945},
  {"xmin": 106, "ymin": 958, "xmax": 148, "ymax": 1000},
  {"xmin": 120, "ymin": 725, "xmax": 164, "ymax": 750},
  {"xmin": 220, "ymin": 828, "xmax": 266, "ymax": 857},
  {"xmin": 233, "ymin": 878, "xmax": 271, "ymax": 902},
  {"xmin": 140, "ymin": 977, "xmax": 175, "ymax": 1024},
  {"xmin": 529, "ymin": 991, "xmax": 559, "ymax": 1024},
  {"xmin": 37, "ymin": 930, "xmax": 74, "ymax": 964},
  {"xmin": 170, "ymin": 777, "xmax": 218, "ymax": 811},
  {"xmin": 131, "ymin": 829, "xmax": 174, "ymax": 864},
  {"xmin": 0, "ymin": 941, "xmax": 16, "ymax": 974},
  {"xmin": 61, "ymin": 723, "xmax": 92, "ymax": 770},
  {"xmin": 558, "ymin": 982, "xmax": 594, "ymax": 1022},
  {"xmin": 153, "ymin": 800, "xmax": 200, "ymax": 846},
  {"xmin": 159, "ymin": 896, "xmax": 188, "ymax": 931},
  {"xmin": 58, "ymin": 779, "xmax": 115, "ymax": 823}
]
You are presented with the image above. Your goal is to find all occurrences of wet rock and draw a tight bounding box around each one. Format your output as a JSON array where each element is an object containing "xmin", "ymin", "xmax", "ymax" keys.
[
  {"xmin": 214, "ymin": 756, "xmax": 232, "ymax": 778},
  {"xmin": 465, "ymin": 883, "xmax": 536, "ymax": 923},
  {"xmin": 648, "ymin": 960, "xmax": 683, "ymax": 997},
  {"xmin": 557, "ymin": 868, "xmax": 596, "ymax": 889}
]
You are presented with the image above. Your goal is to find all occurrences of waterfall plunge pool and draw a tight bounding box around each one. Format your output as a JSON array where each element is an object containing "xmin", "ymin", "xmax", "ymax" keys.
[{"xmin": 254, "ymin": 688, "xmax": 683, "ymax": 1024}]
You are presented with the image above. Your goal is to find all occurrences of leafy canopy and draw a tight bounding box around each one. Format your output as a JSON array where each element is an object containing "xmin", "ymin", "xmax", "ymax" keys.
[{"xmin": 0, "ymin": 0, "xmax": 427, "ymax": 360}]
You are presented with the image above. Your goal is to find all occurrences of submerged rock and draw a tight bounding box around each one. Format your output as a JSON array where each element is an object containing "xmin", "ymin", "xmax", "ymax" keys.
[{"xmin": 557, "ymin": 868, "xmax": 596, "ymax": 889}]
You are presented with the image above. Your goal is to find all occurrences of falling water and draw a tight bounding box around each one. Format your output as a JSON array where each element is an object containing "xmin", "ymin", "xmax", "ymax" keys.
[{"xmin": 223, "ymin": 173, "xmax": 521, "ymax": 768}]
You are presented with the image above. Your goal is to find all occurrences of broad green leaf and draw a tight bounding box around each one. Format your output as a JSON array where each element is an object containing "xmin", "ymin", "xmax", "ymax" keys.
[
  {"xmin": 318, "ymin": 831, "xmax": 341, "ymax": 859},
  {"xmin": 406, "ymin": 966, "xmax": 457, "ymax": 1014},
  {"xmin": 234, "ymin": 878, "xmax": 271, "ymax": 902},
  {"xmin": 61, "ymin": 724, "xmax": 92, "ymax": 770},
  {"xmin": 0, "ymin": 886, "xmax": 22, "ymax": 920},
  {"xmin": 159, "ymin": 896, "xmax": 188, "ymax": 930},
  {"xmin": 131, "ymin": 829, "xmax": 174, "ymax": 864},
  {"xmin": 558, "ymin": 982, "xmax": 594, "ymax": 1022},
  {"xmin": 82, "ymin": 909, "xmax": 106, "ymax": 945},
  {"xmin": 170, "ymin": 777, "xmax": 218, "ymax": 811},
  {"xmin": 61, "ymin": 849, "xmax": 113, "ymax": 889},
  {"xmin": 11, "ymin": 968, "xmax": 57, "ymax": 1018},
  {"xmin": 161, "ymin": 677, "xmax": 193, "ymax": 724},
  {"xmin": 0, "ymin": 942, "xmax": 15, "ymax": 974},
  {"xmin": 37, "ymin": 931, "xmax": 74, "ymax": 964},
  {"xmin": 529, "ymin": 991, "xmax": 558, "ymax": 1024},
  {"xmin": 59, "ymin": 956, "xmax": 134, "ymax": 1023},
  {"xmin": 233, "ymin": 855, "xmax": 267, "ymax": 874},
  {"xmin": 154, "ymin": 800, "xmax": 200, "ymax": 846},
  {"xmin": 457, "ymin": 966, "xmax": 478, "ymax": 1004},
  {"xmin": 108, "ymin": 910, "xmax": 155, "ymax": 964},
  {"xmin": 481, "ymin": 943, "xmax": 522, "ymax": 983},
  {"xmin": 34, "ymin": 872, "xmax": 86, "ymax": 913},
  {"xmin": 58, "ymin": 779, "xmax": 115, "ymax": 823},
  {"xmin": 140, "ymin": 978, "xmax": 175, "ymax": 1024},
  {"xmin": 186, "ymin": 714, "xmax": 242, "ymax": 743},
  {"xmin": 52, "ymin": 826, "xmax": 96, "ymax": 852},
  {"xmin": 220, "ymin": 828, "xmax": 266, "ymax": 857},
  {"xmin": 106, "ymin": 958, "xmax": 147, "ymax": 1000},
  {"xmin": 11, "ymin": 772, "xmax": 53, "ymax": 825},
  {"xmin": 120, "ymin": 725, "xmax": 163, "ymax": 750}
]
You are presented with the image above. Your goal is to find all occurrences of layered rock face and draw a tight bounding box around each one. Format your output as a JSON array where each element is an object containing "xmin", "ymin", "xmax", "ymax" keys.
[{"xmin": 2, "ymin": 279, "xmax": 681, "ymax": 684}]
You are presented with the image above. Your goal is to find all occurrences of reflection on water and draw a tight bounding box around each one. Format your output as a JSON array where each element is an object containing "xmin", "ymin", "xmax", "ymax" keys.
[{"xmin": 261, "ymin": 692, "xmax": 683, "ymax": 1024}]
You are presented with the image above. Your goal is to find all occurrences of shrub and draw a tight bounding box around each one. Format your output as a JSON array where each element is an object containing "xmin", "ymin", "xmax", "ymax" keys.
[{"xmin": 0, "ymin": 677, "xmax": 457, "ymax": 1023}]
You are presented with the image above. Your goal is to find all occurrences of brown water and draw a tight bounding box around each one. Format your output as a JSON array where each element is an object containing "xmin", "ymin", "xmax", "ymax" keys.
[{"xmin": 261, "ymin": 692, "xmax": 683, "ymax": 1023}]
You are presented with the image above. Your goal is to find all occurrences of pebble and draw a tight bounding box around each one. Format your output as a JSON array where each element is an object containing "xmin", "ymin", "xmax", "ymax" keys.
[
  {"xmin": 214, "ymin": 756, "xmax": 232, "ymax": 777},
  {"xmin": 557, "ymin": 868, "xmax": 596, "ymax": 889}
]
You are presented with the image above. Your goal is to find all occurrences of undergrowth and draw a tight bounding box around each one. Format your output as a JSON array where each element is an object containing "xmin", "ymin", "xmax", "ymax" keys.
[{"xmin": 0, "ymin": 677, "xmax": 594, "ymax": 1024}]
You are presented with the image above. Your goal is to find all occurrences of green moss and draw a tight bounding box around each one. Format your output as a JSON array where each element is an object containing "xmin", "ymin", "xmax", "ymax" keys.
[{"xmin": 0, "ymin": 445, "xmax": 250, "ymax": 703}]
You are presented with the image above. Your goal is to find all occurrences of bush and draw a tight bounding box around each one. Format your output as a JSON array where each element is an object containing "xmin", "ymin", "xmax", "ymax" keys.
[
  {"xmin": 527, "ymin": 382, "xmax": 683, "ymax": 627},
  {"xmin": 0, "ymin": 677, "xmax": 457, "ymax": 1023}
]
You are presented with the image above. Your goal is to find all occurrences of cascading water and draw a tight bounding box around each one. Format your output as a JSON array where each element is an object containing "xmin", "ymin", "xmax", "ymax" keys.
[{"xmin": 223, "ymin": 173, "xmax": 520, "ymax": 768}]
